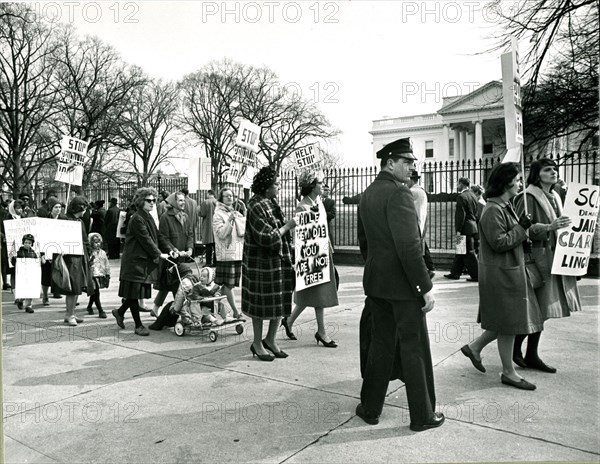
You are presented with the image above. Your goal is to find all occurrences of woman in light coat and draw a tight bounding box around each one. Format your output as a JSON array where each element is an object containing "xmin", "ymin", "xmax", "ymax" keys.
[
  {"xmin": 512, "ymin": 158, "xmax": 581, "ymax": 372},
  {"xmin": 460, "ymin": 163, "xmax": 543, "ymax": 390},
  {"xmin": 213, "ymin": 188, "xmax": 245, "ymax": 319}
]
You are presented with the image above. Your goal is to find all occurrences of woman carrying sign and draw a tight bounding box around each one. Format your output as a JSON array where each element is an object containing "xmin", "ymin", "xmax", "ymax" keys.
[
  {"xmin": 282, "ymin": 171, "xmax": 339, "ymax": 347},
  {"xmin": 212, "ymin": 188, "xmax": 245, "ymax": 320},
  {"xmin": 512, "ymin": 158, "xmax": 581, "ymax": 373},
  {"xmin": 242, "ymin": 167, "xmax": 296, "ymax": 361}
]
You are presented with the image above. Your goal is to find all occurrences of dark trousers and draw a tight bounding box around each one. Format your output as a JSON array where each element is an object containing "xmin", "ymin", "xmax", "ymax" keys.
[
  {"xmin": 204, "ymin": 243, "xmax": 215, "ymax": 266},
  {"xmin": 449, "ymin": 234, "xmax": 479, "ymax": 279},
  {"xmin": 360, "ymin": 296, "xmax": 436, "ymax": 424},
  {"xmin": 107, "ymin": 239, "xmax": 120, "ymax": 259}
]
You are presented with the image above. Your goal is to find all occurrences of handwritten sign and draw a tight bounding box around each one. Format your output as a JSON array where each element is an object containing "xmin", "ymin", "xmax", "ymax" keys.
[
  {"xmin": 235, "ymin": 119, "xmax": 261, "ymax": 153},
  {"xmin": 551, "ymin": 183, "xmax": 599, "ymax": 276},
  {"xmin": 55, "ymin": 135, "xmax": 89, "ymax": 186},
  {"xmin": 292, "ymin": 143, "xmax": 323, "ymax": 171},
  {"xmin": 226, "ymin": 145, "xmax": 257, "ymax": 188},
  {"xmin": 3, "ymin": 218, "xmax": 84, "ymax": 262},
  {"xmin": 501, "ymin": 37, "xmax": 523, "ymax": 163},
  {"xmin": 14, "ymin": 258, "xmax": 42, "ymax": 299},
  {"xmin": 116, "ymin": 211, "xmax": 127, "ymax": 238},
  {"xmin": 294, "ymin": 199, "xmax": 331, "ymax": 291}
]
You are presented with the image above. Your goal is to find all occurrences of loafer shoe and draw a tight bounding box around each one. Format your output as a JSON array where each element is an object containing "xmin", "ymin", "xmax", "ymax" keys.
[
  {"xmin": 444, "ymin": 274, "xmax": 460, "ymax": 280},
  {"xmin": 134, "ymin": 326, "xmax": 149, "ymax": 336},
  {"xmin": 501, "ymin": 374, "xmax": 536, "ymax": 390},
  {"xmin": 410, "ymin": 412, "xmax": 445, "ymax": 432},
  {"xmin": 112, "ymin": 309, "xmax": 125, "ymax": 329},
  {"xmin": 25, "ymin": 306, "xmax": 34, "ymax": 313},
  {"xmin": 63, "ymin": 316, "xmax": 83, "ymax": 323},
  {"xmin": 466, "ymin": 278, "xmax": 478, "ymax": 282},
  {"xmin": 525, "ymin": 358, "xmax": 557, "ymax": 373},
  {"xmin": 65, "ymin": 316, "xmax": 77, "ymax": 326},
  {"xmin": 513, "ymin": 355, "xmax": 528, "ymax": 368},
  {"xmin": 98, "ymin": 310, "xmax": 107, "ymax": 319},
  {"xmin": 355, "ymin": 404, "xmax": 379, "ymax": 425},
  {"xmin": 461, "ymin": 344, "xmax": 486, "ymax": 373}
]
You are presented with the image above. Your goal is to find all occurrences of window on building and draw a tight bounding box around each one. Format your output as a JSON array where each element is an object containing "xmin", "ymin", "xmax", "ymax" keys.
[
  {"xmin": 449, "ymin": 139, "xmax": 454, "ymax": 157},
  {"xmin": 425, "ymin": 140, "xmax": 434, "ymax": 158},
  {"xmin": 483, "ymin": 143, "xmax": 493, "ymax": 154}
]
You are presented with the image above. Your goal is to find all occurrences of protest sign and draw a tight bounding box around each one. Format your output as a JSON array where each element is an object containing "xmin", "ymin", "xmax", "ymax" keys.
[
  {"xmin": 14, "ymin": 258, "xmax": 42, "ymax": 299},
  {"xmin": 189, "ymin": 156, "xmax": 212, "ymax": 191},
  {"xmin": 3, "ymin": 218, "xmax": 84, "ymax": 264},
  {"xmin": 226, "ymin": 145, "xmax": 257, "ymax": 188},
  {"xmin": 501, "ymin": 37, "xmax": 523, "ymax": 163},
  {"xmin": 55, "ymin": 135, "xmax": 89, "ymax": 186},
  {"xmin": 551, "ymin": 183, "xmax": 599, "ymax": 276},
  {"xmin": 235, "ymin": 119, "xmax": 261, "ymax": 153},
  {"xmin": 292, "ymin": 143, "xmax": 322, "ymax": 171},
  {"xmin": 294, "ymin": 198, "xmax": 331, "ymax": 291}
]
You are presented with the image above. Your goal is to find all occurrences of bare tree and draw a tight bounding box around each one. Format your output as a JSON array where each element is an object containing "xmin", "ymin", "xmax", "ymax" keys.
[
  {"xmin": 0, "ymin": 3, "xmax": 62, "ymax": 195},
  {"xmin": 112, "ymin": 79, "xmax": 180, "ymax": 185},
  {"xmin": 51, "ymin": 28, "xmax": 147, "ymax": 189}
]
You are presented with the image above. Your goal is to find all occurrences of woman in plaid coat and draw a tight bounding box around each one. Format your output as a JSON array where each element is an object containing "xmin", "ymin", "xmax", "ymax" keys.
[{"xmin": 242, "ymin": 167, "xmax": 296, "ymax": 361}]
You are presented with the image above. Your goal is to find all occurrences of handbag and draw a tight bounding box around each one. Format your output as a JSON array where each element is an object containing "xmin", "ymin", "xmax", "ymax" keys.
[
  {"xmin": 51, "ymin": 254, "xmax": 72, "ymax": 292},
  {"xmin": 525, "ymin": 255, "xmax": 545, "ymax": 289}
]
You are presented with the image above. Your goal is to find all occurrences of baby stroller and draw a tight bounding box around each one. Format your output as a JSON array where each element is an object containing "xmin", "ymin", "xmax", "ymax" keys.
[{"xmin": 165, "ymin": 258, "xmax": 245, "ymax": 342}]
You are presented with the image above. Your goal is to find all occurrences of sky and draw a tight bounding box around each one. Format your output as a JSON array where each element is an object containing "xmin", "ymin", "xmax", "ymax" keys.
[{"xmin": 42, "ymin": 0, "xmax": 512, "ymax": 170}]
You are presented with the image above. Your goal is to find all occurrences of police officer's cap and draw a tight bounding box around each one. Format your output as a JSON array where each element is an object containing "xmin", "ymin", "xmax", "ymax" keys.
[{"xmin": 376, "ymin": 138, "xmax": 416, "ymax": 161}]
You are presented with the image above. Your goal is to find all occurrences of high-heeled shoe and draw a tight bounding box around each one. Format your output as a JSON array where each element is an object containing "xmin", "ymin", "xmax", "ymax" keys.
[
  {"xmin": 315, "ymin": 332, "xmax": 337, "ymax": 348},
  {"xmin": 281, "ymin": 317, "xmax": 297, "ymax": 340},
  {"xmin": 262, "ymin": 339, "xmax": 288, "ymax": 358},
  {"xmin": 250, "ymin": 344, "xmax": 274, "ymax": 361}
]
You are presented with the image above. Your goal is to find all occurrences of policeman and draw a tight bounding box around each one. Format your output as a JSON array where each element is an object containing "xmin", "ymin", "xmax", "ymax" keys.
[{"xmin": 356, "ymin": 137, "xmax": 444, "ymax": 432}]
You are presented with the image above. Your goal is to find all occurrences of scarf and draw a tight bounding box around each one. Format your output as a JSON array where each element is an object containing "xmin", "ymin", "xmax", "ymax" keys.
[{"xmin": 8, "ymin": 201, "xmax": 21, "ymax": 219}]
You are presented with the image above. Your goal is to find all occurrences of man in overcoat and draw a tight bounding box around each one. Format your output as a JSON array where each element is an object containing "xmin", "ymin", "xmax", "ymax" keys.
[
  {"xmin": 356, "ymin": 137, "xmax": 443, "ymax": 432},
  {"xmin": 445, "ymin": 177, "xmax": 479, "ymax": 281}
]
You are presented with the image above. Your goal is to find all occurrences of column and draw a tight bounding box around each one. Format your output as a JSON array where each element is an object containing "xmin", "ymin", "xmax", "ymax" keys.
[
  {"xmin": 466, "ymin": 131, "xmax": 474, "ymax": 162},
  {"xmin": 453, "ymin": 127, "xmax": 461, "ymax": 161},
  {"xmin": 474, "ymin": 119, "xmax": 483, "ymax": 160},
  {"xmin": 442, "ymin": 124, "xmax": 450, "ymax": 159},
  {"xmin": 460, "ymin": 130, "xmax": 467, "ymax": 162}
]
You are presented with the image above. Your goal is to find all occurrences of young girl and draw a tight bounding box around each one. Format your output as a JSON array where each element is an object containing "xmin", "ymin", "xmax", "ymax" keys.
[
  {"xmin": 12, "ymin": 233, "xmax": 46, "ymax": 313},
  {"xmin": 87, "ymin": 232, "xmax": 110, "ymax": 318}
]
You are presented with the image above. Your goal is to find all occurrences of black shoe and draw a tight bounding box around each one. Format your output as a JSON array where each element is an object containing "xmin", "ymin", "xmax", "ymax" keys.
[
  {"xmin": 466, "ymin": 278, "xmax": 478, "ymax": 282},
  {"xmin": 98, "ymin": 310, "xmax": 107, "ymax": 319},
  {"xmin": 281, "ymin": 317, "xmax": 297, "ymax": 340},
  {"xmin": 148, "ymin": 322, "xmax": 164, "ymax": 331},
  {"xmin": 112, "ymin": 309, "xmax": 125, "ymax": 329},
  {"xmin": 461, "ymin": 344, "xmax": 486, "ymax": 373},
  {"xmin": 87, "ymin": 307, "xmax": 94, "ymax": 315},
  {"xmin": 25, "ymin": 306, "xmax": 34, "ymax": 313},
  {"xmin": 501, "ymin": 374, "xmax": 536, "ymax": 390},
  {"xmin": 355, "ymin": 404, "xmax": 379, "ymax": 425},
  {"xmin": 52, "ymin": 294, "xmax": 62, "ymax": 299},
  {"xmin": 444, "ymin": 274, "xmax": 460, "ymax": 280},
  {"xmin": 16, "ymin": 300, "xmax": 23, "ymax": 309},
  {"xmin": 262, "ymin": 339, "xmax": 288, "ymax": 358},
  {"xmin": 315, "ymin": 332, "xmax": 337, "ymax": 348},
  {"xmin": 513, "ymin": 355, "xmax": 528, "ymax": 368},
  {"xmin": 250, "ymin": 344, "xmax": 274, "ymax": 362},
  {"xmin": 524, "ymin": 357, "xmax": 557, "ymax": 373},
  {"xmin": 410, "ymin": 412, "xmax": 445, "ymax": 432}
]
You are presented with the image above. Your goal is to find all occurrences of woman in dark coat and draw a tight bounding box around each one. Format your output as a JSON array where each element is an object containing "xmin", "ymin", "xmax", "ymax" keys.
[
  {"xmin": 52, "ymin": 196, "xmax": 93, "ymax": 326},
  {"xmin": 513, "ymin": 159, "xmax": 581, "ymax": 372},
  {"xmin": 112, "ymin": 187, "xmax": 174, "ymax": 336},
  {"xmin": 104, "ymin": 198, "xmax": 121, "ymax": 259},
  {"xmin": 242, "ymin": 167, "xmax": 296, "ymax": 361},
  {"xmin": 460, "ymin": 163, "xmax": 543, "ymax": 390},
  {"xmin": 151, "ymin": 191, "xmax": 194, "ymax": 318},
  {"xmin": 41, "ymin": 197, "xmax": 67, "ymax": 304}
]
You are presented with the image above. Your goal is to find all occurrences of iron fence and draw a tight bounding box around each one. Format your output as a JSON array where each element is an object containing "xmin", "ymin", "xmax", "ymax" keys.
[{"xmin": 23, "ymin": 151, "xmax": 598, "ymax": 250}]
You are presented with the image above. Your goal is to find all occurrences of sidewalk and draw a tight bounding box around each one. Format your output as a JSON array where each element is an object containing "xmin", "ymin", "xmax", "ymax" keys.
[{"xmin": 2, "ymin": 263, "xmax": 599, "ymax": 463}]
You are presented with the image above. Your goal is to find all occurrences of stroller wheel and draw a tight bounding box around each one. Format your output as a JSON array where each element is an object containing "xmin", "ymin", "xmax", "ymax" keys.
[
  {"xmin": 209, "ymin": 330, "xmax": 218, "ymax": 343},
  {"xmin": 235, "ymin": 324, "xmax": 244, "ymax": 335},
  {"xmin": 174, "ymin": 322, "xmax": 185, "ymax": 337}
]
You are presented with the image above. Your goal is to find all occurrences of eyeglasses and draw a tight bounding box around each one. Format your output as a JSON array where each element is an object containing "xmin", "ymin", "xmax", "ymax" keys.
[{"xmin": 144, "ymin": 198, "xmax": 157, "ymax": 204}]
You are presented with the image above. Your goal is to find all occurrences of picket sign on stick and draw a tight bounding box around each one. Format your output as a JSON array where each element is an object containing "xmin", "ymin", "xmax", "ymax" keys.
[
  {"xmin": 14, "ymin": 258, "xmax": 42, "ymax": 299},
  {"xmin": 551, "ymin": 183, "xmax": 599, "ymax": 276}
]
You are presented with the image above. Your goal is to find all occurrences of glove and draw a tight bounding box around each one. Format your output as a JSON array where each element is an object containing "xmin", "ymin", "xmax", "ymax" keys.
[{"xmin": 519, "ymin": 213, "xmax": 532, "ymax": 230}]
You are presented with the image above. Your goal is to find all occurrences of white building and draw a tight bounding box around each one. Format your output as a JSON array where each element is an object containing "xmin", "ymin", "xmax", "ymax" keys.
[{"xmin": 370, "ymin": 81, "xmax": 507, "ymax": 167}]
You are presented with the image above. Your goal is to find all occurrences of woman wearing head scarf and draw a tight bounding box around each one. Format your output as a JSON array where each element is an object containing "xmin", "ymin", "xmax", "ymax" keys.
[
  {"xmin": 40, "ymin": 197, "xmax": 67, "ymax": 305},
  {"xmin": 512, "ymin": 158, "xmax": 581, "ymax": 373},
  {"xmin": 242, "ymin": 167, "xmax": 296, "ymax": 361},
  {"xmin": 151, "ymin": 191, "xmax": 194, "ymax": 318},
  {"xmin": 212, "ymin": 187, "xmax": 246, "ymax": 319},
  {"xmin": 112, "ymin": 187, "xmax": 175, "ymax": 336},
  {"xmin": 52, "ymin": 196, "xmax": 93, "ymax": 326},
  {"xmin": 282, "ymin": 170, "xmax": 339, "ymax": 347}
]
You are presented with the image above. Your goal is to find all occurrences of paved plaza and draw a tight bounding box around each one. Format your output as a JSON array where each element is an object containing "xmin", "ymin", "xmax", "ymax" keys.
[{"xmin": 1, "ymin": 262, "xmax": 599, "ymax": 463}]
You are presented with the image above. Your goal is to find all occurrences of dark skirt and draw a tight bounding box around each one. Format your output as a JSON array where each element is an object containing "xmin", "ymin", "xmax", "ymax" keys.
[
  {"xmin": 215, "ymin": 260, "xmax": 242, "ymax": 288},
  {"xmin": 51, "ymin": 255, "xmax": 86, "ymax": 296},
  {"xmin": 118, "ymin": 280, "xmax": 152, "ymax": 299}
]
